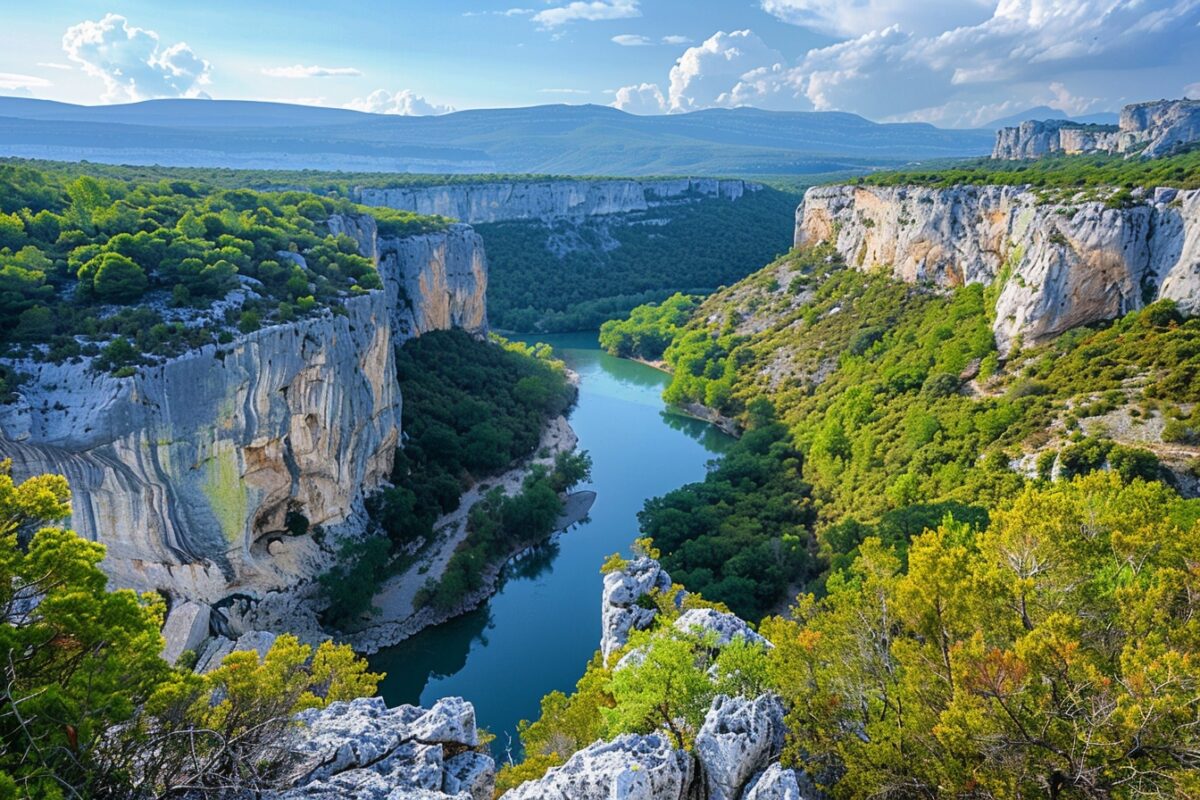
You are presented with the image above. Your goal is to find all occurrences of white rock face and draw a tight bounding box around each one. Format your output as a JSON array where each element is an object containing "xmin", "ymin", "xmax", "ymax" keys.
[
  {"xmin": 160, "ymin": 601, "xmax": 211, "ymax": 664},
  {"xmin": 271, "ymin": 696, "xmax": 493, "ymax": 800},
  {"xmin": 742, "ymin": 763, "xmax": 807, "ymax": 800},
  {"xmin": 499, "ymin": 733, "xmax": 693, "ymax": 800},
  {"xmin": 0, "ymin": 215, "xmax": 489, "ymax": 616},
  {"xmin": 696, "ymin": 694, "xmax": 787, "ymax": 800},
  {"xmin": 673, "ymin": 608, "xmax": 772, "ymax": 649},
  {"xmin": 601, "ymin": 557, "xmax": 674, "ymax": 662},
  {"xmin": 0, "ymin": 291, "xmax": 400, "ymax": 603},
  {"xmin": 328, "ymin": 216, "xmax": 488, "ymax": 341},
  {"xmin": 795, "ymin": 184, "xmax": 1200, "ymax": 353},
  {"xmin": 356, "ymin": 178, "xmax": 758, "ymax": 224},
  {"xmin": 992, "ymin": 99, "xmax": 1200, "ymax": 159}
]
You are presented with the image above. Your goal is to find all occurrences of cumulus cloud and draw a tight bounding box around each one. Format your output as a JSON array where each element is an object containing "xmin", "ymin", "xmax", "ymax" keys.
[
  {"xmin": 262, "ymin": 65, "xmax": 362, "ymax": 78},
  {"xmin": 62, "ymin": 14, "xmax": 210, "ymax": 102},
  {"xmin": 667, "ymin": 30, "xmax": 793, "ymax": 112},
  {"xmin": 626, "ymin": 1, "xmax": 1200, "ymax": 125},
  {"xmin": 534, "ymin": 0, "xmax": 640, "ymax": 28},
  {"xmin": 612, "ymin": 34, "xmax": 653, "ymax": 46},
  {"xmin": 1187, "ymin": 82, "xmax": 1200, "ymax": 100},
  {"xmin": 345, "ymin": 89, "xmax": 454, "ymax": 116},
  {"xmin": 0, "ymin": 73, "xmax": 53, "ymax": 91},
  {"xmin": 612, "ymin": 82, "xmax": 666, "ymax": 113}
]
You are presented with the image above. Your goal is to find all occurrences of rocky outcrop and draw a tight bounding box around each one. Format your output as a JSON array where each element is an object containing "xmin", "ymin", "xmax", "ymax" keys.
[
  {"xmin": 270, "ymin": 696, "xmax": 494, "ymax": 800},
  {"xmin": 673, "ymin": 608, "xmax": 772, "ymax": 649},
  {"xmin": 992, "ymin": 99, "xmax": 1200, "ymax": 159},
  {"xmin": 742, "ymin": 764, "xmax": 808, "ymax": 800},
  {"xmin": 992, "ymin": 120, "xmax": 1118, "ymax": 159},
  {"xmin": 795, "ymin": 184, "xmax": 1200, "ymax": 353},
  {"xmin": 600, "ymin": 556, "xmax": 674, "ymax": 662},
  {"xmin": 697, "ymin": 694, "xmax": 787, "ymax": 800},
  {"xmin": 501, "ymin": 733, "xmax": 693, "ymax": 800},
  {"xmin": 328, "ymin": 216, "xmax": 488, "ymax": 340},
  {"xmin": 356, "ymin": 178, "xmax": 759, "ymax": 224}
]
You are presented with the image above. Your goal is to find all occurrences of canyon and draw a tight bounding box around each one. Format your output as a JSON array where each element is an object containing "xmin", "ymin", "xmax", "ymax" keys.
[{"xmin": 0, "ymin": 215, "xmax": 489, "ymax": 645}]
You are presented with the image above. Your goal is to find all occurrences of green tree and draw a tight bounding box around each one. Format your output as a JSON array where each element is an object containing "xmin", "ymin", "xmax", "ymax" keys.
[{"xmin": 80, "ymin": 252, "xmax": 148, "ymax": 303}]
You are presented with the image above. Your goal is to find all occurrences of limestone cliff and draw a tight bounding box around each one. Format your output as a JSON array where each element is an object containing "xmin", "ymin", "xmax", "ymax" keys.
[
  {"xmin": 0, "ymin": 218, "xmax": 489, "ymax": 610},
  {"xmin": 992, "ymin": 99, "xmax": 1200, "ymax": 159},
  {"xmin": 355, "ymin": 178, "xmax": 759, "ymax": 224},
  {"xmin": 329, "ymin": 216, "xmax": 488, "ymax": 340},
  {"xmin": 795, "ymin": 184, "xmax": 1200, "ymax": 353}
]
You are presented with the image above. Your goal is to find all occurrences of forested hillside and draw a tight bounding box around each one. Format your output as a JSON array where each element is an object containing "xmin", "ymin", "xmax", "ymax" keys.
[
  {"xmin": 602, "ymin": 244, "xmax": 1200, "ymax": 614},
  {"xmin": 483, "ymin": 185, "xmax": 799, "ymax": 331}
]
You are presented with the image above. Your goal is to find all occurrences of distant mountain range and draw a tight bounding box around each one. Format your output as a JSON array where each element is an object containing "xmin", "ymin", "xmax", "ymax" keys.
[
  {"xmin": 0, "ymin": 98, "xmax": 994, "ymax": 177},
  {"xmin": 983, "ymin": 106, "xmax": 1121, "ymax": 129}
]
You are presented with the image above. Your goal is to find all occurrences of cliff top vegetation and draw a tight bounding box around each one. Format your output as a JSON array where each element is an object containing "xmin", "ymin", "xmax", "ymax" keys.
[
  {"xmin": 857, "ymin": 149, "xmax": 1200, "ymax": 191},
  {"xmin": 0, "ymin": 161, "xmax": 446, "ymax": 392}
]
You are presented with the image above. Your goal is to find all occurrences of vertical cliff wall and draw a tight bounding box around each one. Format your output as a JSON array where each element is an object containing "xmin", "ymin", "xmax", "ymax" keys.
[
  {"xmin": 355, "ymin": 178, "xmax": 757, "ymax": 224},
  {"xmin": 0, "ymin": 218, "xmax": 489, "ymax": 605},
  {"xmin": 329, "ymin": 216, "xmax": 488, "ymax": 340},
  {"xmin": 795, "ymin": 185, "xmax": 1200, "ymax": 353}
]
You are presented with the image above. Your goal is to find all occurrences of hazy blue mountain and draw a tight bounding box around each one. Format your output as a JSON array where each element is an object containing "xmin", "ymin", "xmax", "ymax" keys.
[
  {"xmin": 0, "ymin": 98, "xmax": 994, "ymax": 176},
  {"xmin": 984, "ymin": 106, "xmax": 1121, "ymax": 129}
]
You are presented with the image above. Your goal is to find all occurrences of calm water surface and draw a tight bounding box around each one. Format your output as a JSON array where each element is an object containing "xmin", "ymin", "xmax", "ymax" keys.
[{"xmin": 369, "ymin": 332, "xmax": 732, "ymax": 755}]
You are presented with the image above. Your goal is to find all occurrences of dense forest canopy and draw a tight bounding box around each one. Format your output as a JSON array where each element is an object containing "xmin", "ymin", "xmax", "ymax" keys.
[{"xmin": 483, "ymin": 185, "xmax": 799, "ymax": 332}]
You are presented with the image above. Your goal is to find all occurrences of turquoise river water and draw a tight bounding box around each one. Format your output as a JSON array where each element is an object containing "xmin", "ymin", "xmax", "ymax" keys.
[{"xmin": 368, "ymin": 332, "xmax": 733, "ymax": 757}]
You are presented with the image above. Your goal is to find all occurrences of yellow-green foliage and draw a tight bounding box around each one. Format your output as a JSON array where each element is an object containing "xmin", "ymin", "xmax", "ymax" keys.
[
  {"xmin": 201, "ymin": 440, "xmax": 249, "ymax": 544},
  {"xmin": 762, "ymin": 473, "xmax": 1200, "ymax": 799},
  {"xmin": 0, "ymin": 464, "xmax": 383, "ymax": 797}
]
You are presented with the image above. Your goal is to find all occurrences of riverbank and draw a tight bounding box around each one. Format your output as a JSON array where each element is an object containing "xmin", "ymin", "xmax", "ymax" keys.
[{"xmin": 348, "ymin": 414, "xmax": 587, "ymax": 655}]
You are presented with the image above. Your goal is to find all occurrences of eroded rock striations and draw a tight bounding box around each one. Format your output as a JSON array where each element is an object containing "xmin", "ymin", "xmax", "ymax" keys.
[
  {"xmin": 992, "ymin": 99, "xmax": 1200, "ymax": 159},
  {"xmin": 0, "ymin": 216, "xmax": 488, "ymax": 636},
  {"xmin": 356, "ymin": 178, "xmax": 759, "ymax": 224},
  {"xmin": 796, "ymin": 184, "xmax": 1200, "ymax": 353}
]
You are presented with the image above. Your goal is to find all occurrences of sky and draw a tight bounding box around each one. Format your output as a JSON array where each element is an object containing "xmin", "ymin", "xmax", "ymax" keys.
[{"xmin": 0, "ymin": 0, "xmax": 1197, "ymax": 127}]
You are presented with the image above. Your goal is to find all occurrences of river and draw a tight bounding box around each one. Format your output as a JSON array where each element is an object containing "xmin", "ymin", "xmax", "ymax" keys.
[{"xmin": 368, "ymin": 332, "xmax": 733, "ymax": 757}]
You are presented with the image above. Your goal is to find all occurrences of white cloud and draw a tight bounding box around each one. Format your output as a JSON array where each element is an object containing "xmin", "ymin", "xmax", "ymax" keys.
[
  {"xmin": 611, "ymin": 82, "xmax": 666, "ymax": 113},
  {"xmin": 345, "ymin": 89, "xmax": 454, "ymax": 116},
  {"xmin": 534, "ymin": 0, "xmax": 640, "ymax": 28},
  {"xmin": 1187, "ymin": 82, "xmax": 1200, "ymax": 101},
  {"xmin": 262, "ymin": 64, "xmax": 362, "ymax": 78},
  {"xmin": 661, "ymin": 35, "xmax": 692, "ymax": 45},
  {"xmin": 623, "ymin": 1, "xmax": 1199, "ymax": 125},
  {"xmin": 667, "ymin": 30, "xmax": 793, "ymax": 112},
  {"xmin": 612, "ymin": 34, "xmax": 653, "ymax": 46},
  {"xmin": 36, "ymin": 62, "xmax": 73, "ymax": 71},
  {"xmin": 0, "ymin": 73, "xmax": 53, "ymax": 91},
  {"xmin": 760, "ymin": 0, "xmax": 994, "ymax": 37},
  {"xmin": 540, "ymin": 88, "xmax": 590, "ymax": 94},
  {"xmin": 62, "ymin": 14, "xmax": 210, "ymax": 102}
]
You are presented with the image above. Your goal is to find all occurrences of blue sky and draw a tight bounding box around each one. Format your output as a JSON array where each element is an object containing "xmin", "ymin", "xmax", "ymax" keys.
[{"xmin": 1, "ymin": 1, "xmax": 1198, "ymax": 126}]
